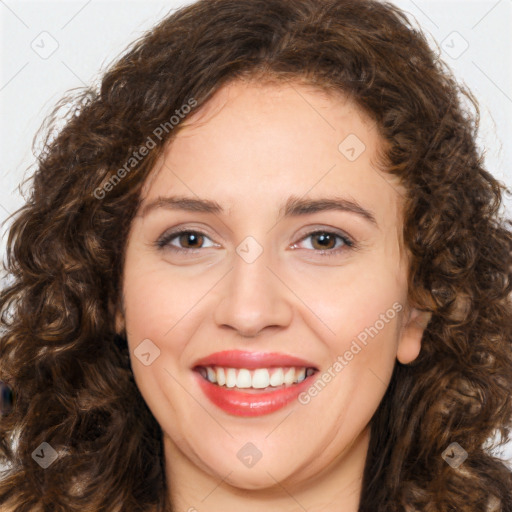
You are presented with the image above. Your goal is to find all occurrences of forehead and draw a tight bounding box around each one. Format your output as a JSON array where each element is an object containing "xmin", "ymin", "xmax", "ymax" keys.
[{"xmin": 141, "ymin": 79, "xmax": 405, "ymax": 228}]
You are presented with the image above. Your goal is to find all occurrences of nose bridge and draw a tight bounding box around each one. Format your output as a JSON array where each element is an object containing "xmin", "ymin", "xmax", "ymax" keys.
[{"xmin": 213, "ymin": 237, "xmax": 292, "ymax": 336}]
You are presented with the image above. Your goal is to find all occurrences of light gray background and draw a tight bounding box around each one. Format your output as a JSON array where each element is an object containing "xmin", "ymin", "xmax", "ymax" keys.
[{"xmin": 1, "ymin": 0, "xmax": 511, "ymax": 466}]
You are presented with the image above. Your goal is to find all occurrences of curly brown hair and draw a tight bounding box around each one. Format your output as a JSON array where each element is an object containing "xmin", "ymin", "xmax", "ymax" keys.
[{"xmin": 1, "ymin": 0, "xmax": 511, "ymax": 510}]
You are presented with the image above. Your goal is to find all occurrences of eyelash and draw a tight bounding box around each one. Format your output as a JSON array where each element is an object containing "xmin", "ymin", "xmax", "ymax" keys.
[{"xmin": 155, "ymin": 228, "xmax": 355, "ymax": 257}]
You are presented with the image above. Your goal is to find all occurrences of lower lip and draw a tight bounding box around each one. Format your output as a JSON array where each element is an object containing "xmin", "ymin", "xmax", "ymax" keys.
[{"xmin": 193, "ymin": 371, "xmax": 315, "ymax": 417}]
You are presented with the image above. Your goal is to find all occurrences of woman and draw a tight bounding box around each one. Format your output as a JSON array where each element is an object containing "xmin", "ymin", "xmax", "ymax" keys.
[{"xmin": 1, "ymin": 0, "xmax": 511, "ymax": 510}]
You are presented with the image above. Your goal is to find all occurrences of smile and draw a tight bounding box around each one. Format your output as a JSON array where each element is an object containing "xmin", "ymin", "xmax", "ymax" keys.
[{"xmin": 191, "ymin": 350, "xmax": 319, "ymax": 417}]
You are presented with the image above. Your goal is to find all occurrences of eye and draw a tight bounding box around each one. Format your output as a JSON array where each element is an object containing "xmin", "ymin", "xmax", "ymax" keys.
[
  {"xmin": 156, "ymin": 229, "xmax": 218, "ymax": 253},
  {"xmin": 291, "ymin": 230, "xmax": 354, "ymax": 256},
  {"xmin": 156, "ymin": 228, "xmax": 355, "ymax": 257}
]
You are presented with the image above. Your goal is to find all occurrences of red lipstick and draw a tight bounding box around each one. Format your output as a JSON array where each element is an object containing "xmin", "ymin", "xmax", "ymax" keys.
[
  {"xmin": 192, "ymin": 350, "xmax": 318, "ymax": 417},
  {"xmin": 192, "ymin": 350, "xmax": 317, "ymax": 369}
]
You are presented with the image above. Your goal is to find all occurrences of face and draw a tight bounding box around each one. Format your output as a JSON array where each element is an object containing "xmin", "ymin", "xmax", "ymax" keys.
[{"xmin": 117, "ymin": 79, "xmax": 430, "ymax": 491}]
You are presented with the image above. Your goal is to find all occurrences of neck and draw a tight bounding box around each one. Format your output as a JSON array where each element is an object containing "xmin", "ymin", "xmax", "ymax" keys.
[{"xmin": 163, "ymin": 426, "xmax": 370, "ymax": 512}]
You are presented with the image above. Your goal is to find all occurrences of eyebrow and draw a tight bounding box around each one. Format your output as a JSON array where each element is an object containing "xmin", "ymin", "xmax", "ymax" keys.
[{"xmin": 140, "ymin": 194, "xmax": 378, "ymax": 226}]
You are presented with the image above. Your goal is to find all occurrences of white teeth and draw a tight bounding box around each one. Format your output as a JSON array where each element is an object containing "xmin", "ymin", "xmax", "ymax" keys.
[
  {"xmin": 225, "ymin": 368, "xmax": 237, "ymax": 388},
  {"xmin": 269, "ymin": 368, "xmax": 284, "ymax": 386},
  {"xmin": 236, "ymin": 369, "xmax": 252, "ymax": 388},
  {"xmin": 206, "ymin": 367, "xmax": 217, "ymax": 383},
  {"xmin": 198, "ymin": 366, "xmax": 316, "ymax": 388},
  {"xmin": 252, "ymin": 369, "xmax": 270, "ymax": 389},
  {"xmin": 216, "ymin": 367, "xmax": 226, "ymax": 386},
  {"xmin": 283, "ymin": 367, "xmax": 296, "ymax": 385}
]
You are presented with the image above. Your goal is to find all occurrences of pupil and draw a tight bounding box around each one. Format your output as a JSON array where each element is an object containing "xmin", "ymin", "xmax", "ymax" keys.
[
  {"xmin": 181, "ymin": 233, "xmax": 202, "ymax": 248},
  {"xmin": 315, "ymin": 233, "xmax": 334, "ymax": 249}
]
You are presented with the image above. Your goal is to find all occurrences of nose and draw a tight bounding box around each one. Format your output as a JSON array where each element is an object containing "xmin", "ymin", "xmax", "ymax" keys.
[{"xmin": 213, "ymin": 246, "xmax": 293, "ymax": 338}]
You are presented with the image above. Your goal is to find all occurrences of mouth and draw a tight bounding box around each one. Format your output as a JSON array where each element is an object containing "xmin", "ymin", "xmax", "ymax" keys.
[{"xmin": 191, "ymin": 350, "xmax": 320, "ymax": 416}]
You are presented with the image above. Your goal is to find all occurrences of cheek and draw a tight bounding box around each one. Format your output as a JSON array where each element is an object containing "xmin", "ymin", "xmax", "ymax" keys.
[
  {"xmin": 122, "ymin": 256, "xmax": 208, "ymax": 384},
  {"xmin": 122, "ymin": 256, "xmax": 191, "ymax": 337},
  {"xmin": 122, "ymin": 264, "xmax": 191, "ymax": 428},
  {"xmin": 292, "ymin": 257, "xmax": 404, "ymax": 344},
  {"xmin": 330, "ymin": 265, "xmax": 405, "ymax": 398}
]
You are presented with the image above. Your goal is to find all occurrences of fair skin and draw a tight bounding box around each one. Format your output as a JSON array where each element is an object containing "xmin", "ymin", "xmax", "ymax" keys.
[{"xmin": 116, "ymin": 79, "xmax": 431, "ymax": 512}]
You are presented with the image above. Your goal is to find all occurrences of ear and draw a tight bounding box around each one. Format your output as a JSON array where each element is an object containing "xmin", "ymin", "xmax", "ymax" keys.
[
  {"xmin": 114, "ymin": 302, "xmax": 125, "ymax": 336},
  {"xmin": 397, "ymin": 307, "xmax": 432, "ymax": 364},
  {"xmin": 115, "ymin": 311, "xmax": 124, "ymax": 335}
]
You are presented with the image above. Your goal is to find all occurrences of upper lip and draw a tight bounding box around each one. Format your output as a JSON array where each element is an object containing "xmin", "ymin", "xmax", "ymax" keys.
[{"xmin": 192, "ymin": 350, "xmax": 318, "ymax": 370}]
